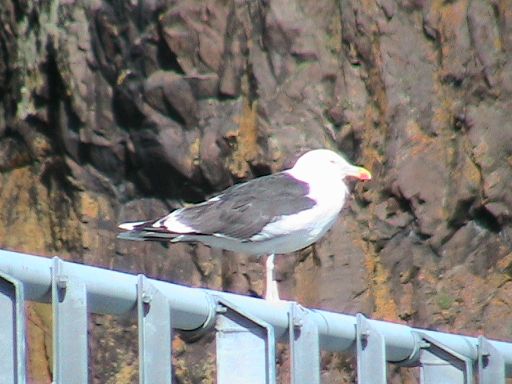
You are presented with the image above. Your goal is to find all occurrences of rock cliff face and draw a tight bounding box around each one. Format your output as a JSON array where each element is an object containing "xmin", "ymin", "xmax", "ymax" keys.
[{"xmin": 1, "ymin": 0, "xmax": 511, "ymax": 382}]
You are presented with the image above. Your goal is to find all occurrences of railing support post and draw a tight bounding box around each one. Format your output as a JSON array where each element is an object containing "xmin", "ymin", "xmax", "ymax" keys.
[
  {"xmin": 52, "ymin": 257, "xmax": 88, "ymax": 384},
  {"xmin": 356, "ymin": 313, "xmax": 386, "ymax": 384},
  {"xmin": 415, "ymin": 332, "xmax": 473, "ymax": 384},
  {"xmin": 215, "ymin": 297, "xmax": 276, "ymax": 384},
  {"xmin": 0, "ymin": 272, "xmax": 26, "ymax": 384},
  {"xmin": 478, "ymin": 335, "xmax": 505, "ymax": 384},
  {"xmin": 288, "ymin": 302, "xmax": 320, "ymax": 384},
  {"xmin": 137, "ymin": 274, "xmax": 172, "ymax": 384}
]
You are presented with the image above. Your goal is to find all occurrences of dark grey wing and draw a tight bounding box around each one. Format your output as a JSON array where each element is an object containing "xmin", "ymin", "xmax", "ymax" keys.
[{"xmin": 174, "ymin": 172, "xmax": 316, "ymax": 240}]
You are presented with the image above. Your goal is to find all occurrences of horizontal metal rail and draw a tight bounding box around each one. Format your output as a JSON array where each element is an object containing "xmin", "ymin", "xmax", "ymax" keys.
[{"xmin": 1, "ymin": 249, "xmax": 512, "ymax": 383}]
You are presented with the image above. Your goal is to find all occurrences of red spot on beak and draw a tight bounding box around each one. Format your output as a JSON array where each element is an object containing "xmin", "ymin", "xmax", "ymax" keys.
[{"xmin": 357, "ymin": 167, "xmax": 372, "ymax": 180}]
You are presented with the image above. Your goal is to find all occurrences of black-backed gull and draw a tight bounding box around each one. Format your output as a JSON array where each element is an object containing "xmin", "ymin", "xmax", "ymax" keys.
[{"xmin": 118, "ymin": 149, "xmax": 371, "ymax": 301}]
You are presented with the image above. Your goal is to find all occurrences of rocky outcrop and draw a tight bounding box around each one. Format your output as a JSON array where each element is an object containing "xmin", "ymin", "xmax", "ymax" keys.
[{"xmin": 0, "ymin": 0, "xmax": 511, "ymax": 382}]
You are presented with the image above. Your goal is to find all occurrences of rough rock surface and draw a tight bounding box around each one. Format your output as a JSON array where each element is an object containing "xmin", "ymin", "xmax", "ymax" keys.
[{"xmin": 0, "ymin": 0, "xmax": 511, "ymax": 382}]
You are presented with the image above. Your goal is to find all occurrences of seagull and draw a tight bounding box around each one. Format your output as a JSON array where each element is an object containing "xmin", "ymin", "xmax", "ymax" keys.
[{"xmin": 118, "ymin": 149, "xmax": 371, "ymax": 301}]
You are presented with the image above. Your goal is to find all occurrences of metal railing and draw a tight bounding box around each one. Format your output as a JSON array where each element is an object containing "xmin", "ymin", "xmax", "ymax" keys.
[{"xmin": 0, "ymin": 249, "xmax": 510, "ymax": 383}]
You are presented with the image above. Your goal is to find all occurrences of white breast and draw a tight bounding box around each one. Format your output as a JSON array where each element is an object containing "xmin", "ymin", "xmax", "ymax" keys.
[{"xmin": 247, "ymin": 171, "xmax": 349, "ymax": 254}]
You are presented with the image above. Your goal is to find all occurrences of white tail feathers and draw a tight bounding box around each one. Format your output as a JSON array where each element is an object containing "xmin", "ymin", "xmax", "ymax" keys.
[
  {"xmin": 118, "ymin": 213, "xmax": 197, "ymax": 243},
  {"xmin": 159, "ymin": 215, "xmax": 196, "ymax": 234},
  {"xmin": 118, "ymin": 221, "xmax": 148, "ymax": 231}
]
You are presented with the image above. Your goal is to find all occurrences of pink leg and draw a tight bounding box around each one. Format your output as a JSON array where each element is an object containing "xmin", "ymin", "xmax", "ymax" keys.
[{"xmin": 264, "ymin": 254, "xmax": 280, "ymax": 301}]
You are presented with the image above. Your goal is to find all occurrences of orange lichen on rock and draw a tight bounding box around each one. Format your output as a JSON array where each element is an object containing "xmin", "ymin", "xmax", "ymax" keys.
[
  {"xmin": 363, "ymin": 247, "xmax": 400, "ymax": 322},
  {"xmin": 106, "ymin": 363, "xmax": 138, "ymax": 384},
  {"xmin": 0, "ymin": 167, "xmax": 52, "ymax": 252},
  {"xmin": 227, "ymin": 98, "xmax": 260, "ymax": 179}
]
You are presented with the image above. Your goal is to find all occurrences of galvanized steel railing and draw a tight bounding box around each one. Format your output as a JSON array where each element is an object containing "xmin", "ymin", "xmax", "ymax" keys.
[{"xmin": 0, "ymin": 249, "xmax": 510, "ymax": 383}]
